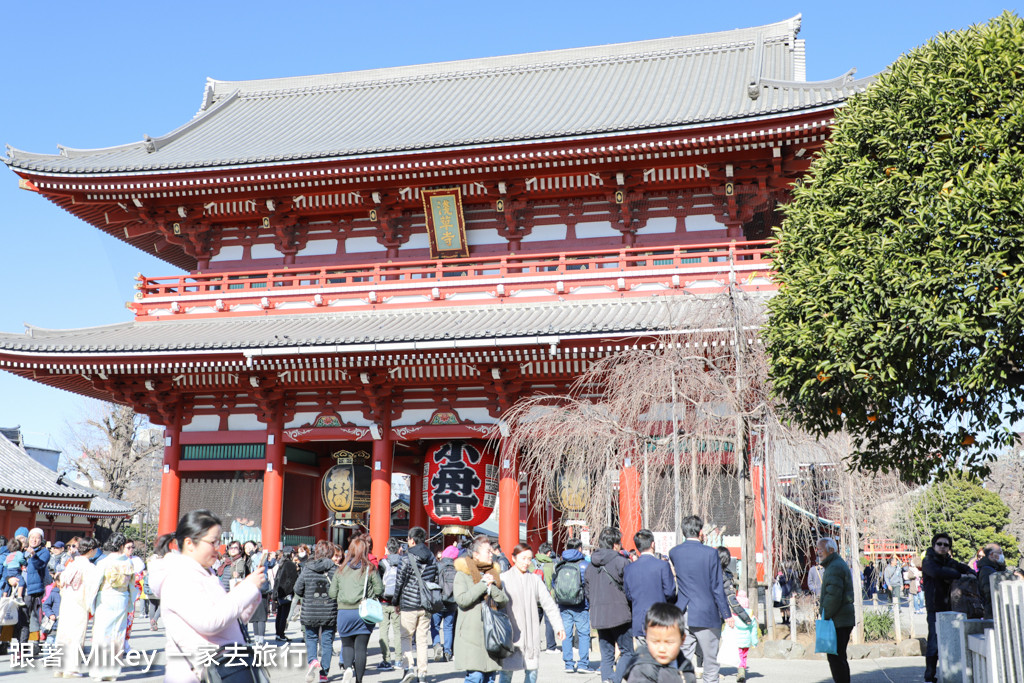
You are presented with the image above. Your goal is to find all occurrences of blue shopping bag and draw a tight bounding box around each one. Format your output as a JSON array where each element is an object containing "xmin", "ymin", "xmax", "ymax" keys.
[{"xmin": 815, "ymin": 611, "xmax": 838, "ymax": 655}]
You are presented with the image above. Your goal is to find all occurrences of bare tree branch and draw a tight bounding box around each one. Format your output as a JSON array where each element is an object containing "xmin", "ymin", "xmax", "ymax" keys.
[{"xmin": 65, "ymin": 403, "xmax": 162, "ymax": 532}]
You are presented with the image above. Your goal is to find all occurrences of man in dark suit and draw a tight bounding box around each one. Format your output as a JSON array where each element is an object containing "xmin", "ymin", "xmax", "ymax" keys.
[
  {"xmin": 668, "ymin": 515, "xmax": 731, "ymax": 683},
  {"xmin": 624, "ymin": 528, "xmax": 676, "ymax": 639}
]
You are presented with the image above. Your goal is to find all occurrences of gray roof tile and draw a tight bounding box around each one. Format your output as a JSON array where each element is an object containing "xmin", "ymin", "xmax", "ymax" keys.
[
  {"xmin": 0, "ymin": 296, "xmax": 742, "ymax": 355},
  {"xmin": 4, "ymin": 16, "xmax": 872, "ymax": 175},
  {"xmin": 0, "ymin": 432, "xmax": 94, "ymax": 500}
]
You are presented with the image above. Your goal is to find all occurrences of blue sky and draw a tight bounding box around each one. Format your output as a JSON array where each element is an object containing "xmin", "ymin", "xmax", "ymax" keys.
[{"xmin": 0, "ymin": 0, "xmax": 1017, "ymax": 449}]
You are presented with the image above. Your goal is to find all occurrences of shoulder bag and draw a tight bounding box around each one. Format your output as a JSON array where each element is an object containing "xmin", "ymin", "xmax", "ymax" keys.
[
  {"xmin": 599, "ymin": 564, "xmax": 626, "ymax": 594},
  {"xmin": 411, "ymin": 558, "xmax": 445, "ymax": 613},
  {"xmin": 175, "ymin": 619, "xmax": 270, "ymax": 683},
  {"xmin": 358, "ymin": 566, "xmax": 384, "ymax": 624}
]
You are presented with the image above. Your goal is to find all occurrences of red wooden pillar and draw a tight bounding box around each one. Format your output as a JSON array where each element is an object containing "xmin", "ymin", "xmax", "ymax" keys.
[
  {"xmin": 369, "ymin": 421, "xmax": 394, "ymax": 558},
  {"xmin": 619, "ymin": 457, "xmax": 641, "ymax": 552},
  {"xmin": 27, "ymin": 504, "xmax": 40, "ymax": 533},
  {"xmin": 157, "ymin": 423, "xmax": 182, "ymax": 535},
  {"xmin": 408, "ymin": 465, "xmax": 428, "ymax": 532},
  {"xmin": 261, "ymin": 412, "xmax": 286, "ymax": 551},
  {"xmin": 498, "ymin": 440, "xmax": 520, "ymax": 555},
  {"xmin": 319, "ymin": 456, "xmax": 334, "ymax": 540}
]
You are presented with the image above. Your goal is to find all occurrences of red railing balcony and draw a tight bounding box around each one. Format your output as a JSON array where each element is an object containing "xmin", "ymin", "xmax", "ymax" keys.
[{"xmin": 129, "ymin": 239, "xmax": 776, "ymax": 319}]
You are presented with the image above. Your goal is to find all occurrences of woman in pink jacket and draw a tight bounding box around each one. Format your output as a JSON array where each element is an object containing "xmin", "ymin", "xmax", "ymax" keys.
[{"xmin": 159, "ymin": 510, "xmax": 265, "ymax": 683}]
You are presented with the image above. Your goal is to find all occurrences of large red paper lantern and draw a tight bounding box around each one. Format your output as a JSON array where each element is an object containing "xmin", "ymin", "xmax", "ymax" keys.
[{"xmin": 423, "ymin": 440, "xmax": 498, "ymax": 534}]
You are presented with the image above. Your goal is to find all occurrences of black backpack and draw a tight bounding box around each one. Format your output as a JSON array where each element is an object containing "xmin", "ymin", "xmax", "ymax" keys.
[
  {"xmin": 439, "ymin": 560, "xmax": 457, "ymax": 605},
  {"xmin": 950, "ymin": 575, "xmax": 985, "ymax": 619},
  {"xmin": 552, "ymin": 560, "xmax": 584, "ymax": 606}
]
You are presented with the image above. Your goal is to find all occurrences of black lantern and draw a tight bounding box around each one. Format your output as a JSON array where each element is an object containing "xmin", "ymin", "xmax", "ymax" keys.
[
  {"xmin": 548, "ymin": 467, "xmax": 591, "ymax": 516},
  {"xmin": 321, "ymin": 449, "xmax": 372, "ymax": 522}
]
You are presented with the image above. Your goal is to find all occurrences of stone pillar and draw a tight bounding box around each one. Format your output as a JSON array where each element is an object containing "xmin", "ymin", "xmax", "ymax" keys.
[
  {"xmin": 369, "ymin": 425, "xmax": 394, "ymax": 558},
  {"xmin": 619, "ymin": 457, "xmax": 641, "ymax": 552},
  {"xmin": 408, "ymin": 464, "xmax": 429, "ymax": 532},
  {"xmin": 261, "ymin": 412, "xmax": 286, "ymax": 551},
  {"xmin": 498, "ymin": 440, "xmax": 520, "ymax": 555},
  {"xmin": 936, "ymin": 611, "xmax": 968, "ymax": 683},
  {"xmin": 157, "ymin": 423, "xmax": 182, "ymax": 535}
]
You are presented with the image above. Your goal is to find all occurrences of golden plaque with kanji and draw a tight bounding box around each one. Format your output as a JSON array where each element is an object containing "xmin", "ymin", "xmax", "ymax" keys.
[{"xmin": 422, "ymin": 187, "xmax": 469, "ymax": 259}]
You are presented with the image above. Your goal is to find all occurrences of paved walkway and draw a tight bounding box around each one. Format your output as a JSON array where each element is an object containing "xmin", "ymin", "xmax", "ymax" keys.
[{"xmin": 1, "ymin": 616, "xmax": 927, "ymax": 682}]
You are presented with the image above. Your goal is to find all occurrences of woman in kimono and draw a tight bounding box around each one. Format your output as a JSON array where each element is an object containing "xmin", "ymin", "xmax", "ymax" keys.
[
  {"xmin": 55, "ymin": 537, "xmax": 100, "ymax": 678},
  {"xmin": 85, "ymin": 533, "xmax": 139, "ymax": 681}
]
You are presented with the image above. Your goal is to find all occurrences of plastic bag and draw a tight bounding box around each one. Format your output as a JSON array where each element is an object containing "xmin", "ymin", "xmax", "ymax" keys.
[
  {"xmin": 815, "ymin": 617, "xmax": 837, "ymax": 655},
  {"xmin": 0, "ymin": 597, "xmax": 18, "ymax": 627},
  {"xmin": 718, "ymin": 623, "xmax": 741, "ymax": 668},
  {"xmin": 482, "ymin": 598, "xmax": 514, "ymax": 660}
]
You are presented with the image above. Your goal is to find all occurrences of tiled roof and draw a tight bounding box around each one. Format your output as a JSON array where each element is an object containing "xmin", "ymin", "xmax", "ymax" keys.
[
  {"xmin": 0, "ymin": 296, "xmax": 735, "ymax": 355},
  {"xmin": 4, "ymin": 16, "xmax": 872, "ymax": 175},
  {"xmin": 62, "ymin": 480, "xmax": 136, "ymax": 515},
  {"xmin": 0, "ymin": 432, "xmax": 93, "ymax": 500}
]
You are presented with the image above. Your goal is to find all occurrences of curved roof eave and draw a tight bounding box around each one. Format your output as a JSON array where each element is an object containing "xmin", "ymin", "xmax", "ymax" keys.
[
  {"xmin": 0, "ymin": 16, "xmax": 869, "ymax": 179},
  {"xmin": 4, "ymin": 98, "xmax": 860, "ymax": 180}
]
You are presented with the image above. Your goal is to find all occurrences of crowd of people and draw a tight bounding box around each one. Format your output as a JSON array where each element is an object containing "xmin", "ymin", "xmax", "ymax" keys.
[
  {"xmin": 0, "ymin": 513, "xmax": 748, "ymax": 683},
  {"xmin": 0, "ymin": 527, "xmax": 149, "ymax": 678},
  {"xmin": 3, "ymin": 516, "xmax": 1021, "ymax": 683}
]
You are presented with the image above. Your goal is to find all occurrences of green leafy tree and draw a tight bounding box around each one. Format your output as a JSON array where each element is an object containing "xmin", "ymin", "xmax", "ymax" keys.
[
  {"xmin": 911, "ymin": 473, "xmax": 1019, "ymax": 563},
  {"xmin": 765, "ymin": 12, "xmax": 1024, "ymax": 481}
]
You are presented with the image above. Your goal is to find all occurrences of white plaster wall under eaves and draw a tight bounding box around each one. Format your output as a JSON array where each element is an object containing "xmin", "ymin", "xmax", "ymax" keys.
[
  {"xmin": 685, "ymin": 214, "xmax": 725, "ymax": 231},
  {"xmin": 346, "ymin": 235, "xmax": 385, "ymax": 253},
  {"xmin": 404, "ymin": 232, "xmax": 430, "ymax": 251},
  {"xmin": 210, "ymin": 245, "xmax": 245, "ymax": 262},
  {"xmin": 466, "ymin": 228, "xmax": 507, "ymax": 246},
  {"xmin": 228, "ymin": 413, "xmax": 265, "ymax": 431},
  {"xmin": 297, "ymin": 239, "xmax": 338, "ymax": 257},
  {"xmin": 286, "ymin": 412, "xmax": 320, "ymax": 430},
  {"xmin": 250, "ymin": 243, "xmax": 280, "ymax": 259},
  {"xmin": 642, "ymin": 216, "xmax": 678, "ymax": 234},
  {"xmin": 521, "ymin": 224, "xmax": 568, "ymax": 243},
  {"xmin": 183, "ymin": 414, "xmax": 220, "ymax": 432},
  {"xmin": 575, "ymin": 221, "xmax": 620, "ymax": 239}
]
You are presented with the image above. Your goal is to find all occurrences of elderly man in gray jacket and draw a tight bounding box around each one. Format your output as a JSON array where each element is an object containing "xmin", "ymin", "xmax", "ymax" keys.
[{"xmin": 882, "ymin": 557, "xmax": 904, "ymax": 603}]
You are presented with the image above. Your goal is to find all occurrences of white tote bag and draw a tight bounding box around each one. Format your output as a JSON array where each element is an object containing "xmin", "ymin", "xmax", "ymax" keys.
[
  {"xmin": 718, "ymin": 622, "xmax": 741, "ymax": 669},
  {"xmin": 0, "ymin": 597, "xmax": 19, "ymax": 627}
]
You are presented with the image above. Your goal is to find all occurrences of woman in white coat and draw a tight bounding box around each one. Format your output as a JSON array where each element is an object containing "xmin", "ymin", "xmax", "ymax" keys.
[
  {"xmin": 499, "ymin": 544, "xmax": 565, "ymax": 683},
  {"xmin": 55, "ymin": 537, "xmax": 100, "ymax": 678},
  {"xmin": 85, "ymin": 532, "xmax": 140, "ymax": 681},
  {"xmin": 160, "ymin": 510, "xmax": 265, "ymax": 683}
]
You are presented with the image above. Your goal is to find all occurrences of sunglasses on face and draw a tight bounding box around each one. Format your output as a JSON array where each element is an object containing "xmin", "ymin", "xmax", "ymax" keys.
[{"xmin": 935, "ymin": 542, "xmax": 950, "ymax": 547}]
